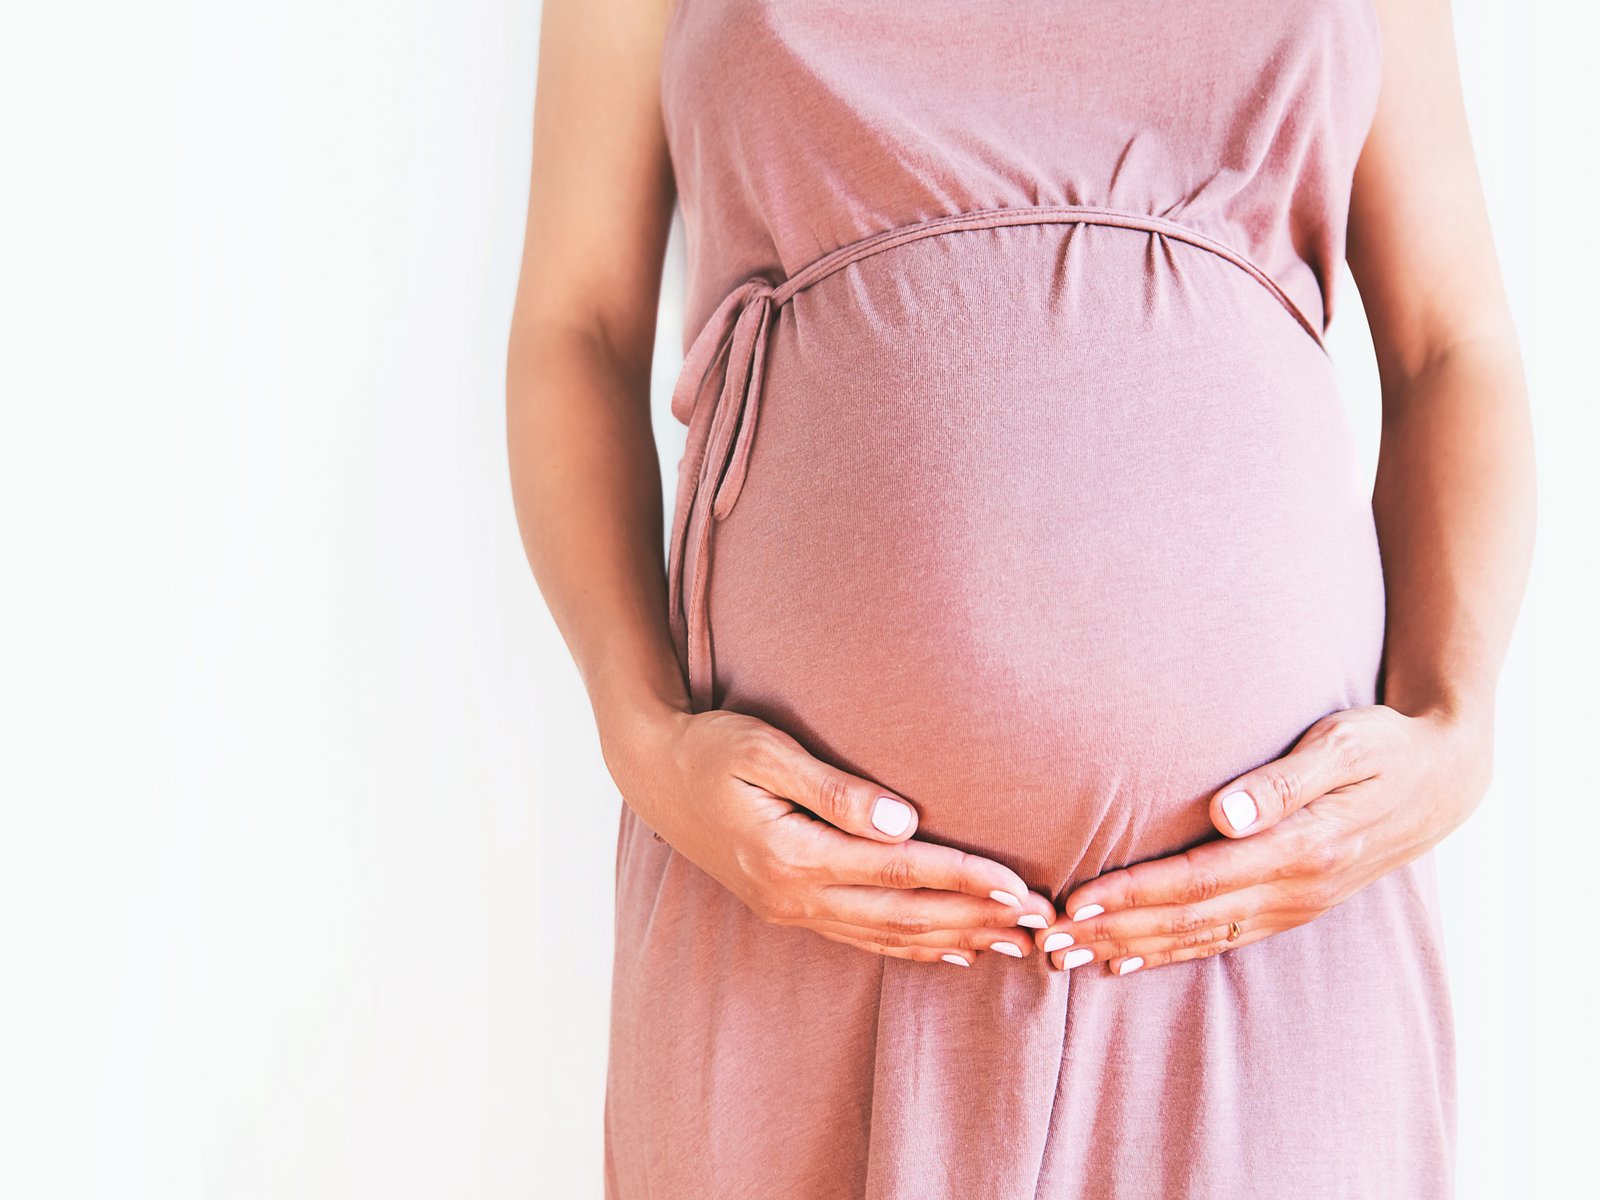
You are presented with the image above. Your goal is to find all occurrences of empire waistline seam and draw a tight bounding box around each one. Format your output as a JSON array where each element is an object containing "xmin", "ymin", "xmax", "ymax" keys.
[{"xmin": 732, "ymin": 202, "xmax": 1324, "ymax": 356}]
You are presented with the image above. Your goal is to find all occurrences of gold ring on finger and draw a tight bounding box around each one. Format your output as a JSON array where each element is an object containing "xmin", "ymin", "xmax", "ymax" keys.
[{"xmin": 1227, "ymin": 920, "xmax": 1242, "ymax": 942}]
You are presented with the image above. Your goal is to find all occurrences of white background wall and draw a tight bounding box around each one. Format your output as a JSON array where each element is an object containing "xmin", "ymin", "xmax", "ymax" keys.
[{"xmin": 2, "ymin": 2, "xmax": 1592, "ymax": 1196}]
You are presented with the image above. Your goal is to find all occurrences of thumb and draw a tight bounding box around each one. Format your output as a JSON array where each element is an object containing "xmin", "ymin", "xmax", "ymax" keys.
[
  {"xmin": 1209, "ymin": 714, "xmax": 1370, "ymax": 837},
  {"xmin": 756, "ymin": 734, "xmax": 920, "ymax": 844}
]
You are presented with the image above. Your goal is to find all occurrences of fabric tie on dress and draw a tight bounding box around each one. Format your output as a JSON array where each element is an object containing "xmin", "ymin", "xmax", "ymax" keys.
[
  {"xmin": 666, "ymin": 276, "xmax": 778, "ymax": 712},
  {"xmin": 662, "ymin": 204, "xmax": 1329, "ymax": 713}
]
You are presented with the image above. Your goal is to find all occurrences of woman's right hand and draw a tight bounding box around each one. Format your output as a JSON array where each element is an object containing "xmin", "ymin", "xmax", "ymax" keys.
[{"xmin": 602, "ymin": 706, "xmax": 1055, "ymax": 966}]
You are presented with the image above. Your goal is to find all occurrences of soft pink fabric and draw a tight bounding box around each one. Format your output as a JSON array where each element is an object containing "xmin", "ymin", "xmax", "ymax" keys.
[{"xmin": 608, "ymin": 2, "xmax": 1456, "ymax": 1197}]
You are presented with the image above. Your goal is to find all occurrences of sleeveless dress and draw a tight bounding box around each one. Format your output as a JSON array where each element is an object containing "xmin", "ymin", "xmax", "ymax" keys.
[{"xmin": 608, "ymin": 2, "xmax": 1457, "ymax": 1196}]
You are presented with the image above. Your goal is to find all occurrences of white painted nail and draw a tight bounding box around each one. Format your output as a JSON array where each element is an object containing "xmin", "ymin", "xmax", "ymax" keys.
[
  {"xmin": 1062, "ymin": 948, "xmax": 1094, "ymax": 969},
  {"xmin": 989, "ymin": 890, "xmax": 1021, "ymax": 906},
  {"xmin": 1118, "ymin": 956, "xmax": 1144, "ymax": 975},
  {"xmin": 941, "ymin": 953, "xmax": 970, "ymax": 967},
  {"xmin": 1221, "ymin": 790, "xmax": 1258, "ymax": 832},
  {"xmin": 992, "ymin": 942, "xmax": 1024, "ymax": 957},
  {"xmin": 1070, "ymin": 904, "xmax": 1104, "ymax": 921},
  {"xmin": 871, "ymin": 796, "xmax": 912, "ymax": 836},
  {"xmin": 1043, "ymin": 932, "xmax": 1074, "ymax": 953},
  {"xmin": 1016, "ymin": 914, "xmax": 1048, "ymax": 929}
]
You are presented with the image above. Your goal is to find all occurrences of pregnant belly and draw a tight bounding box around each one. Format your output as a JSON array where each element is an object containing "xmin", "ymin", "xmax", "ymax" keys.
[{"xmin": 696, "ymin": 220, "xmax": 1385, "ymax": 895}]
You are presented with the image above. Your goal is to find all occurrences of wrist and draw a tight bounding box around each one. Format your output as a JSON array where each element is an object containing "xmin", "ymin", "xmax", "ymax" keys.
[
  {"xmin": 580, "ymin": 641, "xmax": 693, "ymax": 764},
  {"xmin": 594, "ymin": 692, "xmax": 693, "ymax": 798},
  {"xmin": 1382, "ymin": 688, "xmax": 1497, "ymax": 832},
  {"xmin": 1380, "ymin": 671, "xmax": 1497, "ymax": 733}
]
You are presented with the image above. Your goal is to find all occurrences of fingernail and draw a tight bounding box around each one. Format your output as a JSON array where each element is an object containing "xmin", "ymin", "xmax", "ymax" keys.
[
  {"xmin": 941, "ymin": 953, "xmax": 970, "ymax": 967},
  {"xmin": 1117, "ymin": 956, "xmax": 1144, "ymax": 975},
  {"xmin": 1016, "ymin": 914, "xmax": 1048, "ymax": 929},
  {"xmin": 1070, "ymin": 904, "xmax": 1104, "ymax": 921},
  {"xmin": 1043, "ymin": 932, "xmax": 1074, "ymax": 953},
  {"xmin": 1221, "ymin": 790, "xmax": 1258, "ymax": 832},
  {"xmin": 872, "ymin": 796, "xmax": 912, "ymax": 836},
  {"xmin": 989, "ymin": 890, "xmax": 1021, "ymax": 906},
  {"xmin": 991, "ymin": 942, "xmax": 1024, "ymax": 957},
  {"xmin": 1062, "ymin": 948, "xmax": 1094, "ymax": 968}
]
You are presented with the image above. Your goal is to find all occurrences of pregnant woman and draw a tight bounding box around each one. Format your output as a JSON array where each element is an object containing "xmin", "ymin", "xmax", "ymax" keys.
[{"xmin": 507, "ymin": 0, "xmax": 1533, "ymax": 1196}]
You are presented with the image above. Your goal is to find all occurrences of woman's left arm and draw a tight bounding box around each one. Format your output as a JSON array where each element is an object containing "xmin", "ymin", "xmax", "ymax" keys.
[{"xmin": 1031, "ymin": 0, "xmax": 1536, "ymax": 975}]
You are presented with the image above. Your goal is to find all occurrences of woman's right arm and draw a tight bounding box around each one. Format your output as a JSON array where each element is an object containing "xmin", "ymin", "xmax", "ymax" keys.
[{"xmin": 505, "ymin": 0, "xmax": 1054, "ymax": 963}]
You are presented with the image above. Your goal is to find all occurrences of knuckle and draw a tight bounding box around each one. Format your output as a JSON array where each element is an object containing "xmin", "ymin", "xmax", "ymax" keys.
[
  {"xmin": 767, "ymin": 843, "xmax": 809, "ymax": 886},
  {"xmin": 731, "ymin": 838, "xmax": 767, "ymax": 882},
  {"xmin": 1110, "ymin": 873, "xmax": 1141, "ymax": 909},
  {"xmin": 1320, "ymin": 716, "xmax": 1364, "ymax": 770},
  {"xmin": 1301, "ymin": 874, "xmax": 1342, "ymax": 912},
  {"xmin": 738, "ymin": 838, "xmax": 790, "ymax": 885},
  {"xmin": 775, "ymin": 831, "xmax": 821, "ymax": 879},
  {"xmin": 980, "ymin": 903, "xmax": 1023, "ymax": 928},
  {"xmin": 1299, "ymin": 834, "xmax": 1345, "ymax": 876},
  {"xmin": 1180, "ymin": 856, "xmax": 1224, "ymax": 903},
  {"xmin": 1263, "ymin": 769, "xmax": 1302, "ymax": 816},
  {"xmin": 948, "ymin": 850, "xmax": 980, "ymax": 896},
  {"xmin": 874, "ymin": 929, "xmax": 912, "ymax": 948},
  {"xmin": 1169, "ymin": 906, "xmax": 1209, "ymax": 936},
  {"xmin": 814, "ymin": 770, "xmax": 853, "ymax": 821},
  {"xmin": 885, "ymin": 907, "xmax": 934, "ymax": 936},
  {"xmin": 877, "ymin": 853, "xmax": 919, "ymax": 891},
  {"xmin": 739, "ymin": 725, "xmax": 791, "ymax": 775}
]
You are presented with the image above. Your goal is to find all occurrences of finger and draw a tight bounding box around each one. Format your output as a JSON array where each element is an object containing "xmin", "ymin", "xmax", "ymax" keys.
[
  {"xmin": 1210, "ymin": 710, "xmax": 1378, "ymax": 838},
  {"xmin": 1031, "ymin": 885, "xmax": 1274, "ymax": 957},
  {"xmin": 1050, "ymin": 921, "xmax": 1236, "ymax": 973},
  {"xmin": 1057, "ymin": 821, "xmax": 1307, "ymax": 923},
  {"xmin": 1104, "ymin": 920, "xmax": 1277, "ymax": 974},
  {"xmin": 811, "ymin": 926, "xmax": 980, "ymax": 967},
  {"xmin": 814, "ymin": 884, "xmax": 1039, "ymax": 937},
  {"xmin": 741, "ymin": 728, "xmax": 920, "ymax": 844},
  {"xmin": 1055, "ymin": 914, "xmax": 1252, "ymax": 972},
  {"xmin": 809, "ymin": 917, "xmax": 1037, "ymax": 959},
  {"xmin": 794, "ymin": 821, "xmax": 1050, "ymax": 919}
]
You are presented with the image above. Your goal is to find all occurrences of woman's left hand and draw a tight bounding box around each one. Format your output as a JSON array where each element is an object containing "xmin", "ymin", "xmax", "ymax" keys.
[{"xmin": 1031, "ymin": 703, "xmax": 1493, "ymax": 975}]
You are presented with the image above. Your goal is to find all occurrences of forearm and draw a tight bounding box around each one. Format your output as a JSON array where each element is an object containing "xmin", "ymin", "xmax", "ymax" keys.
[
  {"xmin": 1371, "ymin": 332, "xmax": 1535, "ymax": 735},
  {"xmin": 506, "ymin": 320, "xmax": 692, "ymax": 766}
]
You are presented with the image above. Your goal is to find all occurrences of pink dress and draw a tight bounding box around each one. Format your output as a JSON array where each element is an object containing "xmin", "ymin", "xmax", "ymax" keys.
[{"xmin": 608, "ymin": 1, "xmax": 1456, "ymax": 1195}]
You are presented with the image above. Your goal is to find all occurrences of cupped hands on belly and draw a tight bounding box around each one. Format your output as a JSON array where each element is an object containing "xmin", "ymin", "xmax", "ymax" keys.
[
  {"xmin": 609, "ymin": 701, "xmax": 1492, "ymax": 975},
  {"xmin": 608, "ymin": 706, "xmax": 1059, "ymax": 965},
  {"xmin": 1029, "ymin": 702, "xmax": 1492, "ymax": 976}
]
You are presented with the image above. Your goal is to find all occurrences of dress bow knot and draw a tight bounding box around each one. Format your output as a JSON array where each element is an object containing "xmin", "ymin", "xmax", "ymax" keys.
[{"xmin": 665, "ymin": 275, "xmax": 779, "ymax": 711}]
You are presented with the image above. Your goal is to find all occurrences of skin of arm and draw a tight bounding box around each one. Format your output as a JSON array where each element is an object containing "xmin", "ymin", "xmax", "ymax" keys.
[
  {"xmin": 506, "ymin": 0, "xmax": 688, "ymax": 750},
  {"xmin": 1031, "ymin": 0, "xmax": 1536, "ymax": 973},
  {"xmin": 506, "ymin": 0, "xmax": 1058, "ymax": 965}
]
